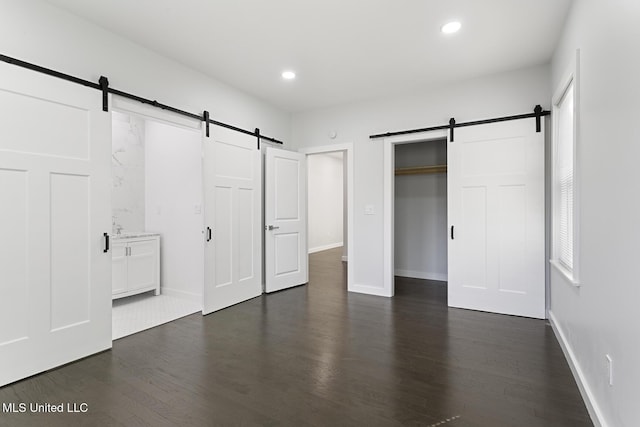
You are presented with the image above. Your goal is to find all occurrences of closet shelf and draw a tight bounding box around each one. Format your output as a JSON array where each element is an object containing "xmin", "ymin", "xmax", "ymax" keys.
[{"xmin": 395, "ymin": 165, "xmax": 447, "ymax": 176}]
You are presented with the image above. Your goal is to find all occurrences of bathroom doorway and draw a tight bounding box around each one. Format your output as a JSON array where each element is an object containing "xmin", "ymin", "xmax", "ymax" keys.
[{"xmin": 111, "ymin": 108, "xmax": 203, "ymax": 339}]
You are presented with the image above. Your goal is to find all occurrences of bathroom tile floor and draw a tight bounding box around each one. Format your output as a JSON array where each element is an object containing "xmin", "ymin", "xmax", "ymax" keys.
[{"xmin": 112, "ymin": 292, "xmax": 200, "ymax": 340}]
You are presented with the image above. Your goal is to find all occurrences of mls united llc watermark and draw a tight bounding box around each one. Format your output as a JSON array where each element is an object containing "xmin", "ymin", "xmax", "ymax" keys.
[{"xmin": 3, "ymin": 402, "xmax": 89, "ymax": 414}]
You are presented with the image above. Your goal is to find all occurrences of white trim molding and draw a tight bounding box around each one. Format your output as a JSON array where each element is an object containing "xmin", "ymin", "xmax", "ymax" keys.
[
  {"xmin": 549, "ymin": 259, "xmax": 580, "ymax": 287},
  {"xmin": 309, "ymin": 242, "xmax": 343, "ymax": 254},
  {"xmin": 548, "ymin": 311, "xmax": 608, "ymax": 427},
  {"xmin": 350, "ymin": 283, "xmax": 392, "ymax": 298},
  {"xmin": 394, "ymin": 269, "xmax": 447, "ymax": 282},
  {"xmin": 160, "ymin": 287, "xmax": 202, "ymax": 304}
]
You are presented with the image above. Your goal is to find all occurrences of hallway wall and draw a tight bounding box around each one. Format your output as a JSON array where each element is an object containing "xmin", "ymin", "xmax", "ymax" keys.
[{"xmin": 308, "ymin": 152, "xmax": 344, "ymax": 253}]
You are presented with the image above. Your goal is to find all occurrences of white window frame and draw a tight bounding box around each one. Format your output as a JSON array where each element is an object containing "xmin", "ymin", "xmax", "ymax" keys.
[{"xmin": 551, "ymin": 49, "xmax": 580, "ymax": 287}]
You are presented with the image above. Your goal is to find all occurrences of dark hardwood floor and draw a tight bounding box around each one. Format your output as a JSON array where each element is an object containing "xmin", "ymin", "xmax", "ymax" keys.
[{"xmin": 0, "ymin": 248, "xmax": 592, "ymax": 426}]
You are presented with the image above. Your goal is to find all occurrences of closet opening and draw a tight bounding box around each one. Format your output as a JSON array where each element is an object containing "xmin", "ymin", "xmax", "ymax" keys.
[
  {"xmin": 382, "ymin": 130, "xmax": 448, "ymax": 297},
  {"xmin": 111, "ymin": 109, "xmax": 203, "ymax": 339},
  {"xmin": 394, "ymin": 138, "xmax": 448, "ymax": 294}
]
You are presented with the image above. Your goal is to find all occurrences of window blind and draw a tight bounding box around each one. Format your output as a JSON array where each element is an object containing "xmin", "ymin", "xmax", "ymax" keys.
[
  {"xmin": 555, "ymin": 81, "xmax": 575, "ymax": 274},
  {"xmin": 559, "ymin": 171, "xmax": 573, "ymax": 270}
]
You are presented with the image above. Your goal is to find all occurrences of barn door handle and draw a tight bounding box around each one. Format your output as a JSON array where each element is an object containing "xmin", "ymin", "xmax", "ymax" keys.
[
  {"xmin": 103, "ymin": 232, "xmax": 110, "ymax": 253},
  {"xmin": 450, "ymin": 225, "xmax": 454, "ymax": 240},
  {"xmin": 206, "ymin": 227, "xmax": 212, "ymax": 242}
]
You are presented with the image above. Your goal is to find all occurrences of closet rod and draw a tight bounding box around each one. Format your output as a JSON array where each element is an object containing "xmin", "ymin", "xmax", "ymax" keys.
[
  {"xmin": 0, "ymin": 53, "xmax": 284, "ymax": 146},
  {"xmin": 369, "ymin": 105, "xmax": 551, "ymax": 141}
]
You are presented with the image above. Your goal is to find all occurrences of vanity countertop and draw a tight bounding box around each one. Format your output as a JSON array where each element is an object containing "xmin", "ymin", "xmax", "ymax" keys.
[{"xmin": 113, "ymin": 231, "xmax": 160, "ymax": 240}]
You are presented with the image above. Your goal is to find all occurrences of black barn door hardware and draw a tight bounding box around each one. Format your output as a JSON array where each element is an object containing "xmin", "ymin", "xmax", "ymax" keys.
[
  {"xmin": 449, "ymin": 118, "xmax": 456, "ymax": 142},
  {"xmin": 206, "ymin": 227, "xmax": 212, "ymax": 242},
  {"xmin": 256, "ymin": 128, "xmax": 261, "ymax": 150},
  {"xmin": 450, "ymin": 226, "xmax": 455, "ymax": 240},
  {"xmin": 203, "ymin": 111, "xmax": 210, "ymax": 137},
  {"xmin": 370, "ymin": 105, "xmax": 551, "ymax": 141},
  {"xmin": 99, "ymin": 76, "xmax": 109, "ymax": 112},
  {"xmin": 0, "ymin": 53, "xmax": 284, "ymax": 146},
  {"xmin": 103, "ymin": 233, "xmax": 110, "ymax": 253},
  {"xmin": 534, "ymin": 104, "xmax": 543, "ymax": 132}
]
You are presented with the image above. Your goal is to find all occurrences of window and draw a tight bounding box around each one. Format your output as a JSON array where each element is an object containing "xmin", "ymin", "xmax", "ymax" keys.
[{"xmin": 552, "ymin": 55, "xmax": 579, "ymax": 284}]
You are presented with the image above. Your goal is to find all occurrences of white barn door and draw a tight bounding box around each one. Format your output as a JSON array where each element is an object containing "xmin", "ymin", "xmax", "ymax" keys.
[
  {"xmin": 0, "ymin": 63, "xmax": 112, "ymax": 386},
  {"xmin": 203, "ymin": 127, "xmax": 262, "ymax": 314},
  {"xmin": 264, "ymin": 147, "xmax": 308, "ymax": 293},
  {"xmin": 448, "ymin": 119, "xmax": 545, "ymax": 319}
]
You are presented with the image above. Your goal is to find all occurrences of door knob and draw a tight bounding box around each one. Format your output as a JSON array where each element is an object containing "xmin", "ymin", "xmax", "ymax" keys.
[{"xmin": 268, "ymin": 225, "xmax": 280, "ymax": 231}]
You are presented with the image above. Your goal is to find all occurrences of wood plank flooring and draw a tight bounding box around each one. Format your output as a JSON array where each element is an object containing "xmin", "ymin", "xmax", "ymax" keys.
[{"xmin": 0, "ymin": 248, "xmax": 592, "ymax": 426}]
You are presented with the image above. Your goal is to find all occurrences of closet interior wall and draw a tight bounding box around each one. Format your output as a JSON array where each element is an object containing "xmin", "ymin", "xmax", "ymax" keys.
[{"xmin": 394, "ymin": 139, "xmax": 448, "ymax": 282}]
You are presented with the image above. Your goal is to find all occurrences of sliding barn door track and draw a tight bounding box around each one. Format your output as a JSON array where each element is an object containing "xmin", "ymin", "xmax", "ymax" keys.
[
  {"xmin": 0, "ymin": 53, "xmax": 283, "ymax": 148},
  {"xmin": 369, "ymin": 105, "xmax": 551, "ymax": 142}
]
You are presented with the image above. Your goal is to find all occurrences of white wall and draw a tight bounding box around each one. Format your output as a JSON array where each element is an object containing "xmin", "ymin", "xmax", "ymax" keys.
[
  {"xmin": 111, "ymin": 111, "xmax": 146, "ymax": 233},
  {"xmin": 549, "ymin": 2, "xmax": 640, "ymax": 426},
  {"xmin": 0, "ymin": 0, "xmax": 290, "ymax": 147},
  {"xmin": 308, "ymin": 152, "xmax": 344, "ymax": 253},
  {"xmin": 145, "ymin": 120, "xmax": 203, "ymax": 301},
  {"xmin": 292, "ymin": 65, "xmax": 550, "ymax": 294},
  {"xmin": 394, "ymin": 140, "xmax": 447, "ymax": 281}
]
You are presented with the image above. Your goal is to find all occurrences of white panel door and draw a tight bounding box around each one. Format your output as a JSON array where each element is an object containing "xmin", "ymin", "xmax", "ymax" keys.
[
  {"xmin": 203, "ymin": 127, "xmax": 262, "ymax": 314},
  {"xmin": 448, "ymin": 119, "xmax": 545, "ymax": 319},
  {"xmin": 0, "ymin": 62, "xmax": 112, "ymax": 386},
  {"xmin": 265, "ymin": 147, "xmax": 308, "ymax": 293}
]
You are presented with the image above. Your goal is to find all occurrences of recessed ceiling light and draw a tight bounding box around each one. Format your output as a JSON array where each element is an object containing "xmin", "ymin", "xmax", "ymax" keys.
[
  {"xmin": 282, "ymin": 71, "xmax": 296, "ymax": 80},
  {"xmin": 441, "ymin": 21, "xmax": 461, "ymax": 34}
]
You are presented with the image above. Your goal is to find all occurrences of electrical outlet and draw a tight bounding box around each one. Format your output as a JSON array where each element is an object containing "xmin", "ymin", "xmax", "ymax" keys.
[
  {"xmin": 194, "ymin": 204, "xmax": 202, "ymax": 214},
  {"xmin": 364, "ymin": 204, "xmax": 375, "ymax": 215},
  {"xmin": 606, "ymin": 354, "xmax": 613, "ymax": 386}
]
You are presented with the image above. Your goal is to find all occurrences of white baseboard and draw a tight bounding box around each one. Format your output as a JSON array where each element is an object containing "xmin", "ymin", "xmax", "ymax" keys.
[
  {"xmin": 548, "ymin": 311, "xmax": 607, "ymax": 427},
  {"xmin": 308, "ymin": 242, "xmax": 343, "ymax": 254},
  {"xmin": 160, "ymin": 287, "xmax": 201, "ymax": 304},
  {"xmin": 394, "ymin": 269, "xmax": 448, "ymax": 282},
  {"xmin": 348, "ymin": 283, "xmax": 392, "ymax": 297}
]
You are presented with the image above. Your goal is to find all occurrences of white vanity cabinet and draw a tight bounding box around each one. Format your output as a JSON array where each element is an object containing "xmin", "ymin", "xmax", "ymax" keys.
[{"xmin": 112, "ymin": 234, "xmax": 160, "ymax": 299}]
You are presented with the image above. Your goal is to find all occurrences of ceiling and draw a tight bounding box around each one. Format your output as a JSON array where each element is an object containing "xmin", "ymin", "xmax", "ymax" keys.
[{"xmin": 43, "ymin": 0, "xmax": 572, "ymax": 113}]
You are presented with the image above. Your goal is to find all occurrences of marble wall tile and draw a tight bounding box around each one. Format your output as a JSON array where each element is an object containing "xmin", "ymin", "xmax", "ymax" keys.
[{"xmin": 112, "ymin": 111, "xmax": 145, "ymax": 234}]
